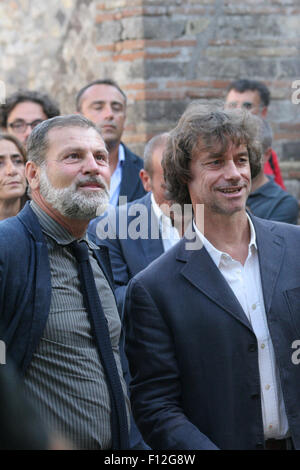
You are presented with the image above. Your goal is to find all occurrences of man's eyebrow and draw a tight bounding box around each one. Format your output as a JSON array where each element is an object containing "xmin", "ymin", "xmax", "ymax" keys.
[
  {"xmin": 90, "ymin": 99, "xmax": 124, "ymax": 107},
  {"xmin": 236, "ymin": 151, "xmax": 249, "ymax": 157},
  {"xmin": 0, "ymin": 153, "xmax": 21, "ymax": 158},
  {"xmin": 204, "ymin": 150, "xmax": 224, "ymax": 159},
  {"xmin": 58, "ymin": 145, "xmax": 108, "ymax": 156},
  {"xmin": 90, "ymin": 100, "xmax": 105, "ymax": 107}
]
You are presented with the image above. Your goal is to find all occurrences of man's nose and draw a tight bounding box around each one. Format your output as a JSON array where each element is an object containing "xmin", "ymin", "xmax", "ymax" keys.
[
  {"xmin": 102, "ymin": 104, "xmax": 114, "ymax": 120},
  {"xmin": 223, "ymin": 160, "xmax": 241, "ymax": 180},
  {"xmin": 23, "ymin": 126, "xmax": 32, "ymax": 143},
  {"xmin": 82, "ymin": 153, "xmax": 100, "ymax": 174}
]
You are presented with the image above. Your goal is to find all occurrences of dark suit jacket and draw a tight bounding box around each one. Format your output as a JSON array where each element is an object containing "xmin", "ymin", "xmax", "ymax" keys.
[
  {"xmin": 119, "ymin": 144, "xmax": 146, "ymax": 204},
  {"xmin": 0, "ymin": 203, "xmax": 133, "ymax": 449},
  {"xmin": 125, "ymin": 216, "xmax": 300, "ymax": 450},
  {"xmin": 88, "ymin": 193, "xmax": 164, "ymax": 313}
]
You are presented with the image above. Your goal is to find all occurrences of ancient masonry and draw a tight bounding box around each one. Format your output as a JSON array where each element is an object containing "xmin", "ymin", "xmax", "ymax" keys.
[{"xmin": 0, "ymin": 0, "xmax": 300, "ymax": 199}]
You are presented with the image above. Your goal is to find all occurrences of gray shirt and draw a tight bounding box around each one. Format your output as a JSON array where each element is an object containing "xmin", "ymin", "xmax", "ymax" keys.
[{"xmin": 23, "ymin": 201, "xmax": 130, "ymax": 449}]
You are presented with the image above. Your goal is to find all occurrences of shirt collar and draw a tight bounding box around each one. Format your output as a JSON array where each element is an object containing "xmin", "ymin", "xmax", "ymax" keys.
[
  {"xmin": 150, "ymin": 192, "xmax": 174, "ymax": 227},
  {"xmin": 151, "ymin": 192, "xmax": 162, "ymax": 221},
  {"xmin": 193, "ymin": 213, "xmax": 257, "ymax": 267},
  {"xmin": 30, "ymin": 200, "xmax": 94, "ymax": 248},
  {"xmin": 117, "ymin": 143, "xmax": 125, "ymax": 167}
]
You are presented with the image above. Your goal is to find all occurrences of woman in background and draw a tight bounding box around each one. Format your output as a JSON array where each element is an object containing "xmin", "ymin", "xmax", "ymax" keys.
[{"xmin": 0, "ymin": 133, "xmax": 27, "ymax": 220}]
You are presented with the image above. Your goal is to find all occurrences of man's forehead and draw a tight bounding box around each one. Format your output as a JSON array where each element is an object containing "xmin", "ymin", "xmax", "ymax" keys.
[
  {"xmin": 82, "ymin": 84, "xmax": 125, "ymax": 104},
  {"xmin": 8, "ymin": 100, "xmax": 46, "ymax": 119},
  {"xmin": 196, "ymin": 136, "xmax": 247, "ymax": 154},
  {"xmin": 47, "ymin": 126, "xmax": 106, "ymax": 148},
  {"xmin": 227, "ymin": 89, "xmax": 261, "ymax": 104}
]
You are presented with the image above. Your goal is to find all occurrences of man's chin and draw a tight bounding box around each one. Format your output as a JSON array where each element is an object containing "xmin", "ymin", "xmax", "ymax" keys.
[
  {"xmin": 211, "ymin": 202, "xmax": 246, "ymax": 216},
  {"xmin": 103, "ymin": 136, "xmax": 120, "ymax": 151}
]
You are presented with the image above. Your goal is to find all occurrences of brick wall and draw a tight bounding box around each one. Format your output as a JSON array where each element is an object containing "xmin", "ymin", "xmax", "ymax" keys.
[
  {"xmin": 0, "ymin": 0, "xmax": 299, "ymax": 197},
  {"xmin": 94, "ymin": 0, "xmax": 300, "ymax": 199}
]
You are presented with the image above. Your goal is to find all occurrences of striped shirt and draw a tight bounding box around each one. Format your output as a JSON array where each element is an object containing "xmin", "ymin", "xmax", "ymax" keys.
[{"xmin": 23, "ymin": 201, "xmax": 130, "ymax": 449}]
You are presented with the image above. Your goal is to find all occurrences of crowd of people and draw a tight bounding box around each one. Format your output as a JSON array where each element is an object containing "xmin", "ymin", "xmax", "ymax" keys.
[{"xmin": 0, "ymin": 78, "xmax": 299, "ymax": 450}]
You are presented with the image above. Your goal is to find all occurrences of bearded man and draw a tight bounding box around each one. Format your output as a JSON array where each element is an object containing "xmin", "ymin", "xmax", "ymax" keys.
[{"xmin": 0, "ymin": 115, "xmax": 130, "ymax": 449}]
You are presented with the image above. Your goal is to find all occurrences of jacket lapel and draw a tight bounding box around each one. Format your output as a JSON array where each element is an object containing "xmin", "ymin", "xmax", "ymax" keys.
[
  {"xmin": 93, "ymin": 245, "xmax": 116, "ymax": 293},
  {"xmin": 178, "ymin": 239, "xmax": 252, "ymax": 330},
  {"xmin": 139, "ymin": 194, "xmax": 164, "ymax": 265},
  {"xmin": 251, "ymin": 216, "xmax": 285, "ymax": 314},
  {"xmin": 119, "ymin": 146, "xmax": 139, "ymax": 203}
]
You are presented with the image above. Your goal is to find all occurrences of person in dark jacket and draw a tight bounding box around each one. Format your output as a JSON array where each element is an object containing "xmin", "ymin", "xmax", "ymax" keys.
[
  {"xmin": 0, "ymin": 114, "xmax": 131, "ymax": 450},
  {"xmin": 247, "ymin": 119, "xmax": 298, "ymax": 224},
  {"xmin": 125, "ymin": 104, "xmax": 300, "ymax": 450},
  {"xmin": 225, "ymin": 79, "xmax": 286, "ymax": 189}
]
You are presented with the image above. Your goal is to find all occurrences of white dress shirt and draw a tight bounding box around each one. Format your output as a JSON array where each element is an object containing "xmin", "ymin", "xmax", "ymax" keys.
[
  {"xmin": 193, "ymin": 216, "xmax": 289, "ymax": 439},
  {"xmin": 109, "ymin": 144, "xmax": 125, "ymax": 207},
  {"xmin": 151, "ymin": 193, "xmax": 180, "ymax": 252}
]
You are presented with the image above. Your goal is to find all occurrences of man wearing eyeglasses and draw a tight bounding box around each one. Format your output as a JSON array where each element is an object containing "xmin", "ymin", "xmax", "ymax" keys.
[
  {"xmin": 0, "ymin": 90, "xmax": 60, "ymax": 144},
  {"xmin": 224, "ymin": 79, "xmax": 286, "ymax": 190}
]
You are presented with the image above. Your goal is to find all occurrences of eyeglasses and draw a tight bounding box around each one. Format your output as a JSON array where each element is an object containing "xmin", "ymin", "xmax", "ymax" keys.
[{"xmin": 8, "ymin": 119, "xmax": 44, "ymax": 133}]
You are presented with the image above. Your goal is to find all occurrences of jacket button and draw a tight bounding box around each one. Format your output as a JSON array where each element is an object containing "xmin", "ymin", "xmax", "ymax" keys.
[
  {"xmin": 251, "ymin": 393, "xmax": 259, "ymax": 400},
  {"xmin": 248, "ymin": 343, "xmax": 257, "ymax": 352}
]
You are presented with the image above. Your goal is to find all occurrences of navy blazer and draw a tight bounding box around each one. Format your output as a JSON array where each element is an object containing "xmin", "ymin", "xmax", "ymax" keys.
[
  {"xmin": 0, "ymin": 203, "xmax": 115, "ymax": 372},
  {"xmin": 88, "ymin": 193, "xmax": 164, "ymax": 313},
  {"xmin": 118, "ymin": 144, "xmax": 146, "ymax": 204},
  {"xmin": 125, "ymin": 216, "xmax": 300, "ymax": 450}
]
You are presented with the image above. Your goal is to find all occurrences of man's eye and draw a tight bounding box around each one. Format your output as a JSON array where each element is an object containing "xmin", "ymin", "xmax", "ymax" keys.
[
  {"xmin": 12, "ymin": 122, "xmax": 24, "ymax": 129},
  {"xmin": 112, "ymin": 105, "xmax": 123, "ymax": 112},
  {"xmin": 207, "ymin": 160, "xmax": 222, "ymax": 167},
  {"xmin": 31, "ymin": 120, "xmax": 43, "ymax": 128},
  {"xmin": 242, "ymin": 103, "xmax": 253, "ymax": 110},
  {"xmin": 66, "ymin": 153, "xmax": 80, "ymax": 160},
  {"xmin": 95, "ymin": 154, "xmax": 108, "ymax": 164},
  {"xmin": 13, "ymin": 158, "xmax": 24, "ymax": 165}
]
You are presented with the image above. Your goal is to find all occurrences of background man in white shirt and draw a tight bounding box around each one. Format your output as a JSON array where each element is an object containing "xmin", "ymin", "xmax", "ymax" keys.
[
  {"xmin": 76, "ymin": 79, "xmax": 146, "ymax": 206},
  {"xmin": 124, "ymin": 104, "xmax": 300, "ymax": 450}
]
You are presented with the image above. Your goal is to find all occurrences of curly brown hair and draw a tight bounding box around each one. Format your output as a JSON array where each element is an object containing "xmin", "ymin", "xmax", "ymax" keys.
[{"xmin": 162, "ymin": 103, "xmax": 262, "ymax": 207}]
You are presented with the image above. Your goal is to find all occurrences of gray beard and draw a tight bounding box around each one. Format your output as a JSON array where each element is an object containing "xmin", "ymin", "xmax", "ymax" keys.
[{"xmin": 39, "ymin": 166, "xmax": 110, "ymax": 220}]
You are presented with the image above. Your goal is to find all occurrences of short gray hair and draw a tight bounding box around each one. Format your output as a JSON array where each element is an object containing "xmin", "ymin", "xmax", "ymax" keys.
[
  {"xmin": 162, "ymin": 103, "xmax": 262, "ymax": 207},
  {"xmin": 26, "ymin": 114, "xmax": 102, "ymax": 166},
  {"xmin": 76, "ymin": 78, "xmax": 127, "ymax": 112},
  {"xmin": 143, "ymin": 133, "xmax": 169, "ymax": 175}
]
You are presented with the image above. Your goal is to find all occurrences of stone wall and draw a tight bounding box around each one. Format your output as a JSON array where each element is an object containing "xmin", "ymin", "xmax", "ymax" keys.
[{"xmin": 1, "ymin": 0, "xmax": 300, "ymax": 197}]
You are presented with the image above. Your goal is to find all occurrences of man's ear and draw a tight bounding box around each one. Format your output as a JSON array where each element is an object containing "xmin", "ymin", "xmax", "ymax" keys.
[
  {"xmin": 139, "ymin": 169, "xmax": 152, "ymax": 192},
  {"xmin": 261, "ymin": 107, "xmax": 268, "ymax": 118},
  {"xmin": 25, "ymin": 161, "xmax": 41, "ymax": 191}
]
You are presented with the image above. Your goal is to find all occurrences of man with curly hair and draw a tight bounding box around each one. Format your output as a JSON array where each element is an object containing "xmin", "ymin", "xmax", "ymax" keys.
[
  {"xmin": 0, "ymin": 89, "xmax": 60, "ymax": 144},
  {"xmin": 125, "ymin": 104, "xmax": 300, "ymax": 450}
]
